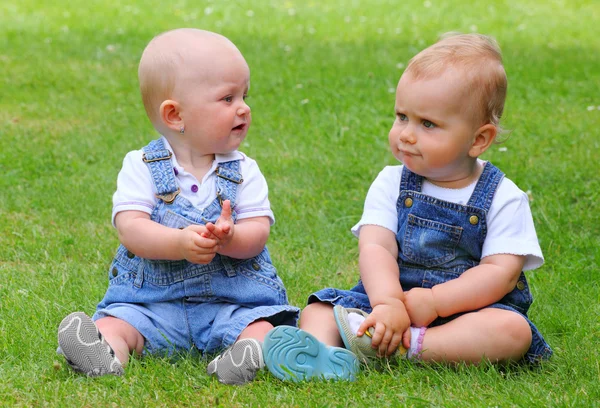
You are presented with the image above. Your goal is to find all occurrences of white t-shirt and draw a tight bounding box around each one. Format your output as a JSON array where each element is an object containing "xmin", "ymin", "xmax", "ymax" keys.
[
  {"xmin": 351, "ymin": 161, "xmax": 544, "ymax": 271},
  {"xmin": 112, "ymin": 137, "xmax": 274, "ymax": 227}
]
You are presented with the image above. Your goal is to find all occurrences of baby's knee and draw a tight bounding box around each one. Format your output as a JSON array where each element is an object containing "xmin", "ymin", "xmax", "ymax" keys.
[
  {"xmin": 240, "ymin": 319, "xmax": 274, "ymax": 340},
  {"xmin": 501, "ymin": 312, "xmax": 532, "ymax": 352},
  {"xmin": 300, "ymin": 302, "xmax": 334, "ymax": 325},
  {"xmin": 95, "ymin": 316, "xmax": 144, "ymax": 354}
]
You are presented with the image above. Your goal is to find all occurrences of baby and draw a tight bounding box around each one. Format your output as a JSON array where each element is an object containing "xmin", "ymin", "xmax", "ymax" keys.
[
  {"xmin": 262, "ymin": 33, "xmax": 552, "ymax": 381},
  {"xmin": 57, "ymin": 28, "xmax": 299, "ymax": 385}
]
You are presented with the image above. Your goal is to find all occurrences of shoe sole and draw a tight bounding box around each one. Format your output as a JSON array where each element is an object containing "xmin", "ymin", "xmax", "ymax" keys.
[
  {"xmin": 58, "ymin": 312, "xmax": 123, "ymax": 377},
  {"xmin": 206, "ymin": 339, "xmax": 264, "ymax": 385},
  {"xmin": 263, "ymin": 326, "xmax": 359, "ymax": 382}
]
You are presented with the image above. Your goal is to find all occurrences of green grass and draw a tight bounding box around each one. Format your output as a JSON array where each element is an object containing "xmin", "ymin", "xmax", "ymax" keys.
[{"xmin": 1, "ymin": 0, "xmax": 599, "ymax": 406}]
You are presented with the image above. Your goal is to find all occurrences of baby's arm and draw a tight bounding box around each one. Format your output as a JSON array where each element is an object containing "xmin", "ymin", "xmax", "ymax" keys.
[
  {"xmin": 356, "ymin": 225, "xmax": 411, "ymax": 356},
  {"xmin": 115, "ymin": 210, "xmax": 218, "ymax": 264},
  {"xmin": 404, "ymin": 254, "xmax": 525, "ymax": 326},
  {"xmin": 204, "ymin": 200, "xmax": 270, "ymax": 259}
]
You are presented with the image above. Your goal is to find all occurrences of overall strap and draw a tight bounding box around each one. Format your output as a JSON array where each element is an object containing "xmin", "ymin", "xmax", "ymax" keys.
[
  {"xmin": 399, "ymin": 166, "xmax": 424, "ymax": 193},
  {"xmin": 215, "ymin": 160, "xmax": 243, "ymax": 209},
  {"xmin": 466, "ymin": 162, "xmax": 505, "ymax": 211},
  {"xmin": 142, "ymin": 138, "xmax": 180, "ymax": 204}
]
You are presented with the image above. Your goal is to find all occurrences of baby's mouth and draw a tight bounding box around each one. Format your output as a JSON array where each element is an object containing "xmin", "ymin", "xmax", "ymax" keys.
[{"xmin": 232, "ymin": 124, "xmax": 246, "ymax": 131}]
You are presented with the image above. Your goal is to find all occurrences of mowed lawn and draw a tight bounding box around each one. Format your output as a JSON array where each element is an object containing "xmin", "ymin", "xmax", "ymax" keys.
[{"xmin": 0, "ymin": 0, "xmax": 598, "ymax": 406}]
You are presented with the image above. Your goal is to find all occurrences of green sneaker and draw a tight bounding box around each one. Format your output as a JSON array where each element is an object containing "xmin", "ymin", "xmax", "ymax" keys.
[{"xmin": 333, "ymin": 305, "xmax": 406, "ymax": 363}]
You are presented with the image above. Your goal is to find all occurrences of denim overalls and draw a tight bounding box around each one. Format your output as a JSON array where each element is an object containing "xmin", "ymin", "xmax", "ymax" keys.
[
  {"xmin": 94, "ymin": 138, "xmax": 299, "ymax": 355},
  {"xmin": 310, "ymin": 162, "xmax": 552, "ymax": 363}
]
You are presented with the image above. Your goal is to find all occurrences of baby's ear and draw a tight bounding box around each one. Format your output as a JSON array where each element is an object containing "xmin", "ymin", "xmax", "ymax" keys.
[
  {"xmin": 159, "ymin": 99, "xmax": 183, "ymax": 132},
  {"xmin": 469, "ymin": 124, "xmax": 497, "ymax": 158}
]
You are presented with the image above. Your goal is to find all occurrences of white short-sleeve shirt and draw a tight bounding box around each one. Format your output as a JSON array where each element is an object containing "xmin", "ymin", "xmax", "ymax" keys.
[
  {"xmin": 351, "ymin": 160, "xmax": 544, "ymax": 271},
  {"xmin": 112, "ymin": 137, "xmax": 274, "ymax": 227}
]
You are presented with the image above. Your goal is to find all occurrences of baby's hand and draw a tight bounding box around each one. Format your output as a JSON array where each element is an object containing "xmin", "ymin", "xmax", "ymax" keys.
[
  {"xmin": 404, "ymin": 288, "xmax": 438, "ymax": 327},
  {"xmin": 358, "ymin": 300, "xmax": 411, "ymax": 357},
  {"xmin": 203, "ymin": 200, "xmax": 235, "ymax": 251},
  {"xmin": 178, "ymin": 225, "xmax": 218, "ymax": 264}
]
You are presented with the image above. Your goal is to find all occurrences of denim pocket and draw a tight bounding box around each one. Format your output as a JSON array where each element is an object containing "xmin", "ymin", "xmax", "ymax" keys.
[
  {"xmin": 402, "ymin": 214, "xmax": 462, "ymax": 267},
  {"xmin": 107, "ymin": 260, "xmax": 135, "ymax": 286},
  {"xmin": 162, "ymin": 210, "xmax": 195, "ymax": 229},
  {"xmin": 238, "ymin": 260, "xmax": 284, "ymax": 292}
]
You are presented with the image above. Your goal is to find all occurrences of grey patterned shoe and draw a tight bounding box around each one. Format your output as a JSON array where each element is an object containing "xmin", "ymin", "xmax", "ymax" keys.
[
  {"xmin": 207, "ymin": 339, "xmax": 264, "ymax": 385},
  {"xmin": 333, "ymin": 305, "xmax": 406, "ymax": 363},
  {"xmin": 57, "ymin": 312, "xmax": 124, "ymax": 377}
]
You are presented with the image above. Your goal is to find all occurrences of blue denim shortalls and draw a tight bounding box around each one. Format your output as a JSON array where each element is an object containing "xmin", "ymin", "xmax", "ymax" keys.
[
  {"xmin": 310, "ymin": 162, "xmax": 552, "ymax": 363},
  {"xmin": 94, "ymin": 138, "xmax": 299, "ymax": 355}
]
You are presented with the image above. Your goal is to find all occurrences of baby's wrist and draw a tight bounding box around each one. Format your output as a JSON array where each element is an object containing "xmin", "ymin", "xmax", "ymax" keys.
[
  {"xmin": 429, "ymin": 286, "xmax": 442, "ymax": 318},
  {"xmin": 373, "ymin": 297, "xmax": 406, "ymax": 310}
]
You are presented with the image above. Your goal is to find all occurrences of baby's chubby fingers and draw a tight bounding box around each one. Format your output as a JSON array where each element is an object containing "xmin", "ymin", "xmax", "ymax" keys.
[
  {"xmin": 184, "ymin": 226, "xmax": 217, "ymax": 248},
  {"xmin": 378, "ymin": 326, "xmax": 395, "ymax": 356},
  {"xmin": 194, "ymin": 234, "xmax": 218, "ymax": 249},
  {"xmin": 219, "ymin": 200, "xmax": 233, "ymax": 220},
  {"xmin": 387, "ymin": 332, "xmax": 404, "ymax": 356},
  {"xmin": 356, "ymin": 314, "xmax": 377, "ymax": 338},
  {"xmin": 402, "ymin": 327, "xmax": 412, "ymax": 350},
  {"xmin": 205, "ymin": 223, "xmax": 227, "ymax": 240},
  {"xmin": 371, "ymin": 322, "xmax": 387, "ymax": 352}
]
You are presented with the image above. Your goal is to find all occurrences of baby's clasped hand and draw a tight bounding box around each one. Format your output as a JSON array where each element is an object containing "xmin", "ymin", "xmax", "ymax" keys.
[
  {"xmin": 178, "ymin": 225, "xmax": 218, "ymax": 264},
  {"xmin": 357, "ymin": 300, "xmax": 411, "ymax": 357}
]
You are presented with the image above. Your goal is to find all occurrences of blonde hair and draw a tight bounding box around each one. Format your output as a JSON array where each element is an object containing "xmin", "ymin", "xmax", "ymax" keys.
[{"xmin": 405, "ymin": 33, "xmax": 507, "ymax": 130}]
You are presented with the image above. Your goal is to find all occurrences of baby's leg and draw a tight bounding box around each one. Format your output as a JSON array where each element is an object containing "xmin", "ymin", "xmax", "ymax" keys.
[
  {"xmin": 420, "ymin": 308, "xmax": 532, "ymax": 363},
  {"xmin": 95, "ymin": 316, "xmax": 145, "ymax": 365},
  {"xmin": 298, "ymin": 302, "xmax": 344, "ymax": 347},
  {"xmin": 237, "ymin": 319, "xmax": 274, "ymax": 341}
]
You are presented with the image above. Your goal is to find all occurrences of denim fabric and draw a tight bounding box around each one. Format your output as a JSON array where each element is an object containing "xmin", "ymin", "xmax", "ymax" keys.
[
  {"xmin": 94, "ymin": 138, "xmax": 299, "ymax": 355},
  {"xmin": 310, "ymin": 162, "xmax": 552, "ymax": 363}
]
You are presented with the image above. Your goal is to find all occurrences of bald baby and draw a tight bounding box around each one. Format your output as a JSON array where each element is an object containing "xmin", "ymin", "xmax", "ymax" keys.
[{"xmin": 138, "ymin": 28, "xmax": 249, "ymax": 131}]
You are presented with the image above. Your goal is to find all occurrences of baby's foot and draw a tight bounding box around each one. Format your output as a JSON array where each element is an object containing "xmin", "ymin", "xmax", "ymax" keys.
[
  {"xmin": 57, "ymin": 312, "xmax": 123, "ymax": 377},
  {"xmin": 263, "ymin": 325, "xmax": 359, "ymax": 382},
  {"xmin": 333, "ymin": 305, "xmax": 407, "ymax": 363},
  {"xmin": 207, "ymin": 338, "xmax": 264, "ymax": 385}
]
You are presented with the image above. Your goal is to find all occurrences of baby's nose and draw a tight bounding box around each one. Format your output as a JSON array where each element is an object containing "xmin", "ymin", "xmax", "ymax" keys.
[
  {"xmin": 237, "ymin": 104, "xmax": 250, "ymax": 116},
  {"xmin": 399, "ymin": 126, "xmax": 416, "ymax": 144}
]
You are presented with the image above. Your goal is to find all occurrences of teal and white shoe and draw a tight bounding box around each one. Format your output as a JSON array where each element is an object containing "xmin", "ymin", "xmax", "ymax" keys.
[
  {"xmin": 333, "ymin": 305, "xmax": 406, "ymax": 363},
  {"xmin": 263, "ymin": 326, "xmax": 359, "ymax": 382}
]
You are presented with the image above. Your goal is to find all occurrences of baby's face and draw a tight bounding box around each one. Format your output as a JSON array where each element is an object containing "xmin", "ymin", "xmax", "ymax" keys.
[
  {"xmin": 388, "ymin": 68, "xmax": 483, "ymax": 186},
  {"xmin": 173, "ymin": 43, "xmax": 252, "ymax": 155}
]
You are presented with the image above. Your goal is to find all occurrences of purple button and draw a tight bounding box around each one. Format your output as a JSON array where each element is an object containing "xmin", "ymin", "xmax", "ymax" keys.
[
  {"xmin": 191, "ymin": 184, "xmax": 199, "ymax": 193},
  {"xmin": 173, "ymin": 167, "xmax": 179, "ymax": 176}
]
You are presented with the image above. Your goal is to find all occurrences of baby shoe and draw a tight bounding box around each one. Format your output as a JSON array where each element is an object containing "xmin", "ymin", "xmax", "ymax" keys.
[
  {"xmin": 333, "ymin": 305, "xmax": 406, "ymax": 363},
  {"xmin": 207, "ymin": 338, "xmax": 264, "ymax": 385},
  {"xmin": 58, "ymin": 312, "xmax": 124, "ymax": 376},
  {"xmin": 262, "ymin": 325, "xmax": 359, "ymax": 382}
]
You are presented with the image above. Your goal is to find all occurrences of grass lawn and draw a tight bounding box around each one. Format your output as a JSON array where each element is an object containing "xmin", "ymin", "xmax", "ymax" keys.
[{"xmin": 1, "ymin": 0, "xmax": 599, "ymax": 406}]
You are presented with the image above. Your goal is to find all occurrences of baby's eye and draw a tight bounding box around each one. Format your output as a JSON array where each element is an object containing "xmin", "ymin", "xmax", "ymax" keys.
[
  {"xmin": 243, "ymin": 94, "xmax": 249, "ymax": 101},
  {"xmin": 423, "ymin": 120, "xmax": 436, "ymax": 128},
  {"xmin": 397, "ymin": 113, "xmax": 408, "ymax": 121},
  {"xmin": 223, "ymin": 96, "xmax": 233, "ymax": 102}
]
